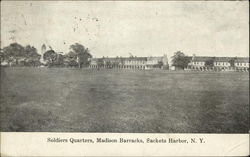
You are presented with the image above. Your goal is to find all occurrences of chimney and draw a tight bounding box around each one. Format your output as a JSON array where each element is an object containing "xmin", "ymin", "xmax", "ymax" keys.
[{"xmin": 192, "ymin": 54, "xmax": 196, "ymax": 60}]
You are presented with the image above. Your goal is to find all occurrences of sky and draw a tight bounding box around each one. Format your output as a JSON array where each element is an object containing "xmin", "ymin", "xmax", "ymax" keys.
[{"xmin": 1, "ymin": 1, "xmax": 249, "ymax": 58}]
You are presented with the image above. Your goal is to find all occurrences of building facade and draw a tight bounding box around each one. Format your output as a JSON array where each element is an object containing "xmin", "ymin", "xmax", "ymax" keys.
[
  {"xmin": 89, "ymin": 54, "xmax": 169, "ymax": 70},
  {"xmin": 234, "ymin": 57, "xmax": 249, "ymax": 71},
  {"xmin": 187, "ymin": 55, "xmax": 249, "ymax": 72},
  {"xmin": 89, "ymin": 54, "xmax": 249, "ymax": 72}
]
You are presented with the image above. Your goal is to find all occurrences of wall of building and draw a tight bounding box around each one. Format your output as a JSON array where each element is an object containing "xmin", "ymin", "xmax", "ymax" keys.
[
  {"xmin": 188, "ymin": 56, "xmax": 249, "ymax": 72},
  {"xmin": 89, "ymin": 56, "xmax": 167, "ymax": 70},
  {"xmin": 90, "ymin": 55, "xmax": 248, "ymax": 72}
]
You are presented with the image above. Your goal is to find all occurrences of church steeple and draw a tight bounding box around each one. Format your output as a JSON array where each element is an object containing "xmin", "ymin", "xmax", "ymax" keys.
[
  {"xmin": 41, "ymin": 44, "xmax": 46, "ymax": 53},
  {"xmin": 162, "ymin": 53, "xmax": 169, "ymax": 70},
  {"xmin": 40, "ymin": 44, "xmax": 46, "ymax": 64}
]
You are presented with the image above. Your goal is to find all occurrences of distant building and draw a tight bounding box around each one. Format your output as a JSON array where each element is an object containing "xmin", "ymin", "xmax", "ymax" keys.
[
  {"xmin": 89, "ymin": 54, "xmax": 169, "ymax": 70},
  {"xmin": 188, "ymin": 55, "xmax": 249, "ymax": 72},
  {"xmin": 234, "ymin": 57, "xmax": 249, "ymax": 70}
]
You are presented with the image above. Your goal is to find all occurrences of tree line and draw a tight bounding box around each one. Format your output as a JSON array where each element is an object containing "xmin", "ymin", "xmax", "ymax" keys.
[
  {"xmin": 1, "ymin": 43, "xmax": 236, "ymax": 70},
  {"xmin": 0, "ymin": 43, "xmax": 92, "ymax": 68}
]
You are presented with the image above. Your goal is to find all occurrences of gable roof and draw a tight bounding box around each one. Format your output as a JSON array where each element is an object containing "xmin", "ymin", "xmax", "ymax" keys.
[
  {"xmin": 147, "ymin": 56, "xmax": 163, "ymax": 61},
  {"xmin": 192, "ymin": 56, "xmax": 214, "ymax": 62},
  {"xmin": 192, "ymin": 56, "xmax": 249, "ymax": 63},
  {"xmin": 92, "ymin": 57, "xmax": 148, "ymax": 61},
  {"xmin": 234, "ymin": 57, "xmax": 249, "ymax": 63},
  {"xmin": 214, "ymin": 57, "xmax": 232, "ymax": 62}
]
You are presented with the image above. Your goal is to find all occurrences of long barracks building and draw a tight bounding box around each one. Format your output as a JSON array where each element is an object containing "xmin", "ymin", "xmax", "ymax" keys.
[
  {"xmin": 187, "ymin": 55, "xmax": 249, "ymax": 72},
  {"xmin": 89, "ymin": 54, "xmax": 169, "ymax": 70},
  {"xmin": 89, "ymin": 54, "xmax": 249, "ymax": 72}
]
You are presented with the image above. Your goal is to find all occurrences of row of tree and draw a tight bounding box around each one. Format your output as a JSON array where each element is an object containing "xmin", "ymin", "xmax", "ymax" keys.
[
  {"xmin": 0, "ymin": 43, "xmax": 92, "ymax": 68},
  {"xmin": 0, "ymin": 43, "xmax": 41, "ymax": 67}
]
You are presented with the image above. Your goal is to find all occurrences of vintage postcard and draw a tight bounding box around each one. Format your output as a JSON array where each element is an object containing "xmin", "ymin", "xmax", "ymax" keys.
[{"xmin": 0, "ymin": 0, "xmax": 249, "ymax": 156}]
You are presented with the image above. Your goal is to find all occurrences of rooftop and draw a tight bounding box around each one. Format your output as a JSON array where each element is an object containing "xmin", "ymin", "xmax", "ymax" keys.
[{"xmin": 192, "ymin": 56, "xmax": 249, "ymax": 62}]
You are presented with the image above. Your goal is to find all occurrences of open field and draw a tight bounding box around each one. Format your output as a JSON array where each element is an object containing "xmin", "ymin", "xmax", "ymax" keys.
[{"xmin": 0, "ymin": 67, "xmax": 249, "ymax": 133}]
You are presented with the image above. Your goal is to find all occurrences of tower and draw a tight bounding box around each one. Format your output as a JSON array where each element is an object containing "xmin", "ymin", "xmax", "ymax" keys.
[
  {"xmin": 40, "ymin": 44, "xmax": 46, "ymax": 64},
  {"xmin": 162, "ymin": 53, "xmax": 169, "ymax": 70}
]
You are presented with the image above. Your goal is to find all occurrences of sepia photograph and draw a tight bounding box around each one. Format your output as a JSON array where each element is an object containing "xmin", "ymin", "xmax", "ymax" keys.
[{"xmin": 0, "ymin": 1, "xmax": 249, "ymax": 135}]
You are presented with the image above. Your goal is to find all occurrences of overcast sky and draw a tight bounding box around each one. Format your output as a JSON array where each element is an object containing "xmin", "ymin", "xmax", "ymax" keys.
[{"xmin": 1, "ymin": 1, "xmax": 249, "ymax": 58}]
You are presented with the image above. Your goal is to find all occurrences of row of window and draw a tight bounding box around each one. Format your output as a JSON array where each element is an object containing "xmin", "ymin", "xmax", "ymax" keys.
[
  {"xmin": 124, "ymin": 61, "xmax": 161, "ymax": 64},
  {"xmin": 235, "ymin": 63, "xmax": 249, "ymax": 66},
  {"xmin": 214, "ymin": 62, "xmax": 230, "ymax": 66},
  {"xmin": 125, "ymin": 60, "xmax": 146, "ymax": 64},
  {"xmin": 193, "ymin": 62, "xmax": 204, "ymax": 65},
  {"xmin": 192, "ymin": 61, "xmax": 249, "ymax": 66},
  {"xmin": 147, "ymin": 60, "xmax": 159, "ymax": 64}
]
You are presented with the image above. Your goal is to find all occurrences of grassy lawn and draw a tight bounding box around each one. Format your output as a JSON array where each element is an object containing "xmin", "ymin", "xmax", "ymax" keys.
[{"xmin": 0, "ymin": 67, "xmax": 249, "ymax": 133}]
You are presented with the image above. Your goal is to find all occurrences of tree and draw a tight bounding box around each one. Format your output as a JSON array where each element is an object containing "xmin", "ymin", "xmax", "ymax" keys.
[
  {"xmin": 156, "ymin": 61, "xmax": 163, "ymax": 68},
  {"xmin": 43, "ymin": 50, "xmax": 57, "ymax": 67},
  {"xmin": 64, "ymin": 51, "xmax": 78, "ymax": 67},
  {"xmin": 0, "ymin": 48, "xmax": 4, "ymax": 64},
  {"xmin": 205, "ymin": 59, "xmax": 214, "ymax": 67},
  {"xmin": 53, "ymin": 53, "xmax": 65, "ymax": 67},
  {"xmin": 69, "ymin": 43, "xmax": 92, "ymax": 68},
  {"xmin": 24, "ymin": 45, "xmax": 41, "ymax": 67},
  {"xmin": 2, "ymin": 43, "xmax": 25, "ymax": 66},
  {"xmin": 171, "ymin": 51, "xmax": 191, "ymax": 70}
]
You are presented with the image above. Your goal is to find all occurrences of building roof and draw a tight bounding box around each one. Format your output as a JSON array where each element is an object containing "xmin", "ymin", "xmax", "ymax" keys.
[
  {"xmin": 192, "ymin": 56, "xmax": 214, "ymax": 62},
  {"xmin": 92, "ymin": 57, "xmax": 147, "ymax": 61},
  {"xmin": 90, "ymin": 58, "xmax": 98, "ymax": 61},
  {"xmin": 147, "ymin": 56, "xmax": 163, "ymax": 61},
  {"xmin": 214, "ymin": 57, "xmax": 232, "ymax": 62},
  {"xmin": 91, "ymin": 56, "xmax": 249, "ymax": 63},
  {"xmin": 234, "ymin": 57, "xmax": 249, "ymax": 63},
  {"xmin": 192, "ymin": 56, "xmax": 249, "ymax": 63},
  {"xmin": 123, "ymin": 57, "xmax": 147, "ymax": 61}
]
